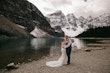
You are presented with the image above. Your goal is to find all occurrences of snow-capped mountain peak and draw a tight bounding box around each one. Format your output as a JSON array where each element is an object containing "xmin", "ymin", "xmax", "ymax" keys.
[{"xmin": 46, "ymin": 11, "xmax": 110, "ymax": 37}]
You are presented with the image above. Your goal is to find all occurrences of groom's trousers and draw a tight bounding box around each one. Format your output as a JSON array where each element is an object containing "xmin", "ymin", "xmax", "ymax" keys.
[{"xmin": 66, "ymin": 45, "xmax": 72, "ymax": 64}]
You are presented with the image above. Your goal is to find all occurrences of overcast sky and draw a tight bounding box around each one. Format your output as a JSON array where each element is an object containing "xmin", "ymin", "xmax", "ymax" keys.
[{"xmin": 28, "ymin": 0, "xmax": 110, "ymax": 18}]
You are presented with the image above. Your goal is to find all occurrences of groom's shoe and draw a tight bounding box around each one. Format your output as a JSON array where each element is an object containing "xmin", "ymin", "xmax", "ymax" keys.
[{"xmin": 67, "ymin": 63, "xmax": 70, "ymax": 65}]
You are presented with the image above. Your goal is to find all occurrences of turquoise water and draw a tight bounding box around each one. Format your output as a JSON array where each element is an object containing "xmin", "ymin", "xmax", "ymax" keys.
[
  {"xmin": 0, "ymin": 37, "xmax": 107, "ymax": 69},
  {"xmin": 0, "ymin": 38, "xmax": 61, "ymax": 69}
]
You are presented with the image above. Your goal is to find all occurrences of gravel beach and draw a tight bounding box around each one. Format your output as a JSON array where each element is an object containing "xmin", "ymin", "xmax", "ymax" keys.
[{"xmin": 1, "ymin": 39, "xmax": 110, "ymax": 73}]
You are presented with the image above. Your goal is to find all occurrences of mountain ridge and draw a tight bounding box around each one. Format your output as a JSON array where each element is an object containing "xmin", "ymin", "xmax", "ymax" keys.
[
  {"xmin": 0, "ymin": 0, "xmax": 64, "ymax": 39},
  {"xmin": 46, "ymin": 10, "xmax": 110, "ymax": 37}
]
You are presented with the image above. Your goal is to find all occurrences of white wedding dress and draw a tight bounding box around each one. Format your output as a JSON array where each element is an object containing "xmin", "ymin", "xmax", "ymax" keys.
[{"xmin": 46, "ymin": 47, "xmax": 68, "ymax": 67}]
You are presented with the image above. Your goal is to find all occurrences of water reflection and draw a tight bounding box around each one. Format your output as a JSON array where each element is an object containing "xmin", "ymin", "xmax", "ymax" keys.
[
  {"xmin": 0, "ymin": 38, "xmax": 60, "ymax": 69},
  {"xmin": 48, "ymin": 38, "xmax": 87, "ymax": 57},
  {"xmin": 31, "ymin": 38, "xmax": 61, "ymax": 57},
  {"xmin": 31, "ymin": 38, "xmax": 47, "ymax": 50},
  {"xmin": 0, "ymin": 37, "xmax": 87, "ymax": 69},
  {"xmin": 71, "ymin": 38, "xmax": 86, "ymax": 49}
]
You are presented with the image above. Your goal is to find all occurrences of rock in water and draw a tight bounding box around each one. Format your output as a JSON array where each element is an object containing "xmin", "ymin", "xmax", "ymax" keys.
[{"xmin": 6, "ymin": 63, "xmax": 18, "ymax": 70}]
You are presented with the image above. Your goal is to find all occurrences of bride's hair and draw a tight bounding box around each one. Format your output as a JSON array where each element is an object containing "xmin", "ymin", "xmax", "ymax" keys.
[
  {"xmin": 61, "ymin": 38, "xmax": 65, "ymax": 42},
  {"xmin": 61, "ymin": 38, "xmax": 67, "ymax": 45}
]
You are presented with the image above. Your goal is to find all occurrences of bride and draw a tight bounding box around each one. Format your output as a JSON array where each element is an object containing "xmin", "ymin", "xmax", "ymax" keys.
[{"xmin": 46, "ymin": 38, "xmax": 68, "ymax": 67}]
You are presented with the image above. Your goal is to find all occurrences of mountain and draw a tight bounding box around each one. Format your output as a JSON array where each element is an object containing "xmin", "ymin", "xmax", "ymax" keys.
[
  {"xmin": 92, "ymin": 13, "xmax": 110, "ymax": 28},
  {"xmin": 66, "ymin": 14, "xmax": 77, "ymax": 28},
  {"xmin": 0, "ymin": 0, "xmax": 63, "ymax": 38},
  {"xmin": 46, "ymin": 10, "xmax": 67, "ymax": 33},
  {"xmin": 77, "ymin": 13, "xmax": 110, "ymax": 37},
  {"xmin": 46, "ymin": 11, "xmax": 88, "ymax": 37},
  {"xmin": 0, "ymin": 16, "xmax": 32, "ymax": 39},
  {"xmin": 47, "ymin": 10, "xmax": 110, "ymax": 37}
]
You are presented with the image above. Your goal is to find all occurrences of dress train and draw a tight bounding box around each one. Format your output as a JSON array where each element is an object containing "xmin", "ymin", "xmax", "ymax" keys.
[{"xmin": 46, "ymin": 48, "xmax": 68, "ymax": 67}]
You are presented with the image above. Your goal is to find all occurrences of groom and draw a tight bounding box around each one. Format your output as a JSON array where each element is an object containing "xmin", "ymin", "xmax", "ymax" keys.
[{"xmin": 64, "ymin": 35, "xmax": 72, "ymax": 65}]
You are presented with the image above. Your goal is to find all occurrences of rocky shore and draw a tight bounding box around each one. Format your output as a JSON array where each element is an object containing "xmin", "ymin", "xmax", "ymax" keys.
[{"xmin": 1, "ymin": 43, "xmax": 110, "ymax": 73}]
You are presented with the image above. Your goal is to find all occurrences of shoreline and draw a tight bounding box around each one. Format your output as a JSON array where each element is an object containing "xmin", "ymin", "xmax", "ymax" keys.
[{"xmin": 2, "ymin": 46, "xmax": 110, "ymax": 73}]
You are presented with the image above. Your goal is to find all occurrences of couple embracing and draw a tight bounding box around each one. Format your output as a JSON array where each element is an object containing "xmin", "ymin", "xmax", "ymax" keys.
[{"xmin": 46, "ymin": 36, "xmax": 72, "ymax": 67}]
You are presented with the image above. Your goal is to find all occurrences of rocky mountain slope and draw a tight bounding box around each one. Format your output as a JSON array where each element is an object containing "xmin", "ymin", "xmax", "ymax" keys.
[
  {"xmin": 0, "ymin": 16, "xmax": 31, "ymax": 39},
  {"xmin": 0, "ymin": 0, "xmax": 63, "ymax": 38},
  {"xmin": 46, "ymin": 10, "xmax": 110, "ymax": 37},
  {"xmin": 46, "ymin": 10, "xmax": 67, "ymax": 32}
]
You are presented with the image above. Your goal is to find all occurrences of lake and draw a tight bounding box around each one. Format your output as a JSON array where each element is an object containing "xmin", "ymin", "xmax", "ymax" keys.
[{"xmin": 0, "ymin": 37, "xmax": 109, "ymax": 69}]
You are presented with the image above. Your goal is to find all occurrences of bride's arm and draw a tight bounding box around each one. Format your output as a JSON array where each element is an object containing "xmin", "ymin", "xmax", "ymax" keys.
[
  {"xmin": 64, "ymin": 39, "xmax": 72, "ymax": 48},
  {"xmin": 61, "ymin": 42, "xmax": 65, "ymax": 48}
]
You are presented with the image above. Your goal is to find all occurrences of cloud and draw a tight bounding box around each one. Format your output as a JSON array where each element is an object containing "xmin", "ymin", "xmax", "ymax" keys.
[
  {"xmin": 48, "ymin": 0, "xmax": 72, "ymax": 7},
  {"xmin": 28, "ymin": 0, "xmax": 110, "ymax": 17},
  {"xmin": 28, "ymin": 0, "xmax": 56, "ymax": 15}
]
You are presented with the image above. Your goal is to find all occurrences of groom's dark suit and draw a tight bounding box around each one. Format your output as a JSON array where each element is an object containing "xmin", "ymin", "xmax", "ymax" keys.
[
  {"xmin": 65, "ymin": 39, "xmax": 72, "ymax": 64},
  {"xmin": 66, "ymin": 44, "xmax": 72, "ymax": 64}
]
